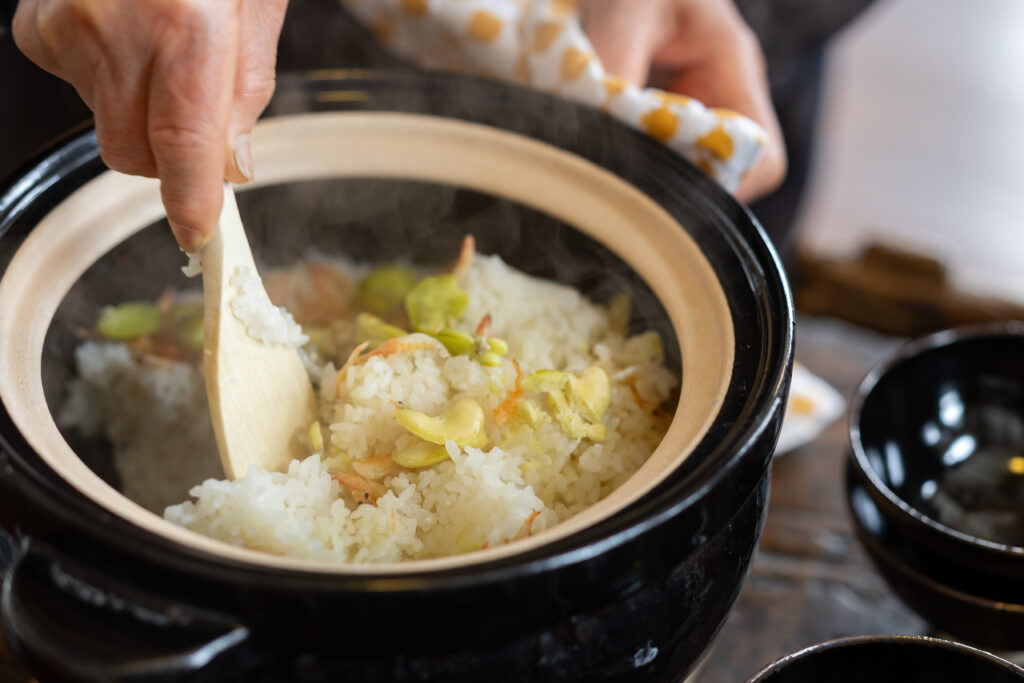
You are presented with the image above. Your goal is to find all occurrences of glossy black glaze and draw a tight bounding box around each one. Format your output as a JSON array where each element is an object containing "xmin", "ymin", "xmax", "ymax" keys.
[
  {"xmin": 0, "ymin": 72, "xmax": 793, "ymax": 681},
  {"xmin": 746, "ymin": 635, "xmax": 1024, "ymax": 682},
  {"xmin": 847, "ymin": 323, "xmax": 1024, "ymax": 650}
]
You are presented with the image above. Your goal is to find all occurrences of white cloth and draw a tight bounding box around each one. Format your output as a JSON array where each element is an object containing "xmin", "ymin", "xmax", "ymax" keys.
[{"xmin": 341, "ymin": 0, "xmax": 767, "ymax": 191}]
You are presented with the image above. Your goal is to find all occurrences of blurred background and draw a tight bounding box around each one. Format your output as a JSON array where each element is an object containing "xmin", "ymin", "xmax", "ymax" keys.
[
  {"xmin": 789, "ymin": 0, "xmax": 1024, "ymax": 334},
  {"xmin": 795, "ymin": 0, "xmax": 1024, "ymax": 302}
]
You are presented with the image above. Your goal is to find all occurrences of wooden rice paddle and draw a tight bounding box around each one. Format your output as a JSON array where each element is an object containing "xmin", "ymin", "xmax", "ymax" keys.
[{"xmin": 201, "ymin": 185, "xmax": 318, "ymax": 479}]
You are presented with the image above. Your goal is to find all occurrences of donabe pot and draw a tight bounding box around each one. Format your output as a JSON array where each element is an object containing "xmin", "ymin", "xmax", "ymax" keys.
[{"xmin": 0, "ymin": 72, "xmax": 793, "ymax": 682}]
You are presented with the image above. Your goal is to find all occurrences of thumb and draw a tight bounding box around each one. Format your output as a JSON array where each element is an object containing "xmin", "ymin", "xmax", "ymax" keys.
[
  {"xmin": 224, "ymin": 0, "xmax": 288, "ymax": 184},
  {"xmin": 580, "ymin": 0, "xmax": 673, "ymax": 86}
]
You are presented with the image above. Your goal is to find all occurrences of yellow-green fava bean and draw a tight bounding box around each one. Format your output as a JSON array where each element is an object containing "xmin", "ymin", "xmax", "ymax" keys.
[
  {"xmin": 96, "ymin": 302, "xmax": 163, "ymax": 340},
  {"xmin": 176, "ymin": 316, "xmax": 204, "ymax": 351},
  {"xmin": 355, "ymin": 313, "xmax": 407, "ymax": 348},
  {"xmin": 518, "ymin": 399, "xmax": 550, "ymax": 426},
  {"xmin": 648, "ymin": 332, "xmax": 663, "ymax": 361},
  {"xmin": 522, "ymin": 369, "xmax": 569, "ymax": 394},
  {"xmin": 325, "ymin": 451, "xmax": 353, "ymax": 474},
  {"xmin": 608, "ymin": 293, "xmax": 632, "ymax": 335},
  {"xmin": 479, "ymin": 351, "xmax": 501, "ymax": 367},
  {"xmin": 308, "ymin": 421, "xmax": 324, "ymax": 454},
  {"xmin": 486, "ymin": 337, "xmax": 508, "ymax": 356},
  {"xmin": 169, "ymin": 299, "xmax": 203, "ymax": 325},
  {"xmin": 169, "ymin": 300, "xmax": 204, "ymax": 350},
  {"xmin": 392, "ymin": 441, "xmax": 450, "ymax": 468},
  {"xmin": 355, "ymin": 266, "xmax": 416, "ymax": 316},
  {"xmin": 548, "ymin": 389, "xmax": 606, "ymax": 441},
  {"xmin": 572, "ymin": 366, "xmax": 611, "ymax": 421},
  {"xmin": 394, "ymin": 398, "xmax": 488, "ymax": 448},
  {"xmin": 405, "ymin": 275, "xmax": 468, "ymax": 334},
  {"xmin": 436, "ymin": 328, "xmax": 475, "ymax": 356}
]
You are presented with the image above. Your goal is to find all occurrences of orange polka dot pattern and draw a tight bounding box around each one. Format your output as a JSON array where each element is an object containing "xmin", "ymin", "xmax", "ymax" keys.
[{"xmin": 340, "ymin": 0, "xmax": 767, "ymax": 191}]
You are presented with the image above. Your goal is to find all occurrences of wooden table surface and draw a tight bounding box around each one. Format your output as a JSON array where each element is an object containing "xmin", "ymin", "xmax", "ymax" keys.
[{"xmin": 0, "ymin": 315, "xmax": 1004, "ymax": 681}]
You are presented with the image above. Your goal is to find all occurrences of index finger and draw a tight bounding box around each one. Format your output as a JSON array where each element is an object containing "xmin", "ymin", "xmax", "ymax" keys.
[
  {"xmin": 581, "ymin": 0, "xmax": 673, "ymax": 85},
  {"xmin": 147, "ymin": 4, "xmax": 239, "ymax": 251}
]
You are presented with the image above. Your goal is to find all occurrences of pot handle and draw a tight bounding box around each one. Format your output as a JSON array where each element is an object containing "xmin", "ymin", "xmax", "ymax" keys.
[{"xmin": 2, "ymin": 536, "xmax": 254, "ymax": 682}]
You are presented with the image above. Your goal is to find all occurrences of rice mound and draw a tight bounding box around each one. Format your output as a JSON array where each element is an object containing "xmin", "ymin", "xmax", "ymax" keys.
[
  {"xmin": 60, "ymin": 342, "xmax": 222, "ymax": 511},
  {"xmin": 66, "ymin": 252, "xmax": 677, "ymax": 563},
  {"xmin": 230, "ymin": 266, "xmax": 308, "ymax": 347}
]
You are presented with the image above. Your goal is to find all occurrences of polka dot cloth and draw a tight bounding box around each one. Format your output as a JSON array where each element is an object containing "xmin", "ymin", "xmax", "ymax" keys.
[{"xmin": 341, "ymin": 0, "xmax": 767, "ymax": 192}]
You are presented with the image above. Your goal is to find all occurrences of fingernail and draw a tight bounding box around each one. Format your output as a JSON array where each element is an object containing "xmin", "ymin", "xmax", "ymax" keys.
[
  {"xmin": 170, "ymin": 222, "xmax": 210, "ymax": 252},
  {"xmin": 232, "ymin": 134, "xmax": 253, "ymax": 182}
]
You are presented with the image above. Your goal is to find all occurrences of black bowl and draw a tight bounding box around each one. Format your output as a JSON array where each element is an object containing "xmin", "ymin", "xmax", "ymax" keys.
[
  {"xmin": 0, "ymin": 71, "xmax": 793, "ymax": 681},
  {"xmin": 746, "ymin": 635, "xmax": 1024, "ymax": 682},
  {"xmin": 847, "ymin": 323, "xmax": 1024, "ymax": 650}
]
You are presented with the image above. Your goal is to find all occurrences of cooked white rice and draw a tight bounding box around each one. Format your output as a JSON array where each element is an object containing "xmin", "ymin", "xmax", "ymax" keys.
[
  {"xmin": 65, "ymin": 251, "xmax": 677, "ymax": 563},
  {"xmin": 59, "ymin": 342, "xmax": 222, "ymax": 511},
  {"xmin": 230, "ymin": 266, "xmax": 308, "ymax": 347},
  {"xmin": 181, "ymin": 250, "xmax": 203, "ymax": 278}
]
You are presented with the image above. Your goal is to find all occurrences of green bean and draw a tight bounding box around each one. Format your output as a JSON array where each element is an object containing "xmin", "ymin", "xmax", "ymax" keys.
[
  {"xmin": 169, "ymin": 300, "xmax": 204, "ymax": 350},
  {"xmin": 405, "ymin": 275, "xmax": 468, "ymax": 334},
  {"xmin": 96, "ymin": 302, "xmax": 163, "ymax": 340},
  {"xmin": 436, "ymin": 328, "xmax": 476, "ymax": 356},
  {"xmin": 355, "ymin": 266, "xmax": 416, "ymax": 316},
  {"xmin": 355, "ymin": 312, "xmax": 407, "ymax": 348}
]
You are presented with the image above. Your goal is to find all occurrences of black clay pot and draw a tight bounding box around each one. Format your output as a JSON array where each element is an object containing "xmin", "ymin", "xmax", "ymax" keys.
[
  {"xmin": 0, "ymin": 71, "xmax": 793, "ymax": 682},
  {"xmin": 746, "ymin": 635, "xmax": 1024, "ymax": 682},
  {"xmin": 847, "ymin": 323, "xmax": 1024, "ymax": 650}
]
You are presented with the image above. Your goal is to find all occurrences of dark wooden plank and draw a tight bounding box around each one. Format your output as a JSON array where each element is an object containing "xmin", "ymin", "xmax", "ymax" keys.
[{"xmin": 794, "ymin": 245, "xmax": 1024, "ymax": 337}]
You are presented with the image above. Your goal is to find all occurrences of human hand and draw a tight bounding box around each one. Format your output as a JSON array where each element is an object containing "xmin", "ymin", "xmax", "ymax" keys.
[
  {"xmin": 582, "ymin": 0, "xmax": 786, "ymax": 203},
  {"xmin": 13, "ymin": 0, "xmax": 289, "ymax": 250}
]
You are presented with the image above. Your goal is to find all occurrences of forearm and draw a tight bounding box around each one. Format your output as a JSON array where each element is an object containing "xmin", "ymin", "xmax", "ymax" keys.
[{"xmin": 11, "ymin": 0, "xmax": 288, "ymax": 249}]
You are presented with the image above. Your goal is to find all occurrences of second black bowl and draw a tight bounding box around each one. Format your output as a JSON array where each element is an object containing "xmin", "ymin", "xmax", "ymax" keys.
[
  {"xmin": 847, "ymin": 323, "xmax": 1024, "ymax": 649},
  {"xmin": 746, "ymin": 635, "xmax": 1024, "ymax": 682}
]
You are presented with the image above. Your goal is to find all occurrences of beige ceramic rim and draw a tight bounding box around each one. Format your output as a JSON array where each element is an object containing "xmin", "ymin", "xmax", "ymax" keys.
[{"xmin": 0, "ymin": 112, "xmax": 734, "ymax": 575}]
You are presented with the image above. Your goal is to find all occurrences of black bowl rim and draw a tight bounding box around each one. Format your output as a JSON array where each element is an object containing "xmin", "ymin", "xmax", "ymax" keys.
[
  {"xmin": 0, "ymin": 69, "xmax": 794, "ymax": 587},
  {"xmin": 848, "ymin": 320, "xmax": 1024, "ymax": 556},
  {"xmin": 745, "ymin": 634, "xmax": 1024, "ymax": 682}
]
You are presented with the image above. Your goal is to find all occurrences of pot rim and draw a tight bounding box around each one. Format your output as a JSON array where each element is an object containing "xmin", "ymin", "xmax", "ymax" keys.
[
  {"xmin": 0, "ymin": 70, "xmax": 793, "ymax": 587},
  {"xmin": 847, "ymin": 320, "xmax": 1024, "ymax": 557}
]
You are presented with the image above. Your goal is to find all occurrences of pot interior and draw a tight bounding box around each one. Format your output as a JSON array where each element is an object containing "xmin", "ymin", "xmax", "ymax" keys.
[{"xmin": 0, "ymin": 112, "xmax": 734, "ymax": 573}]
